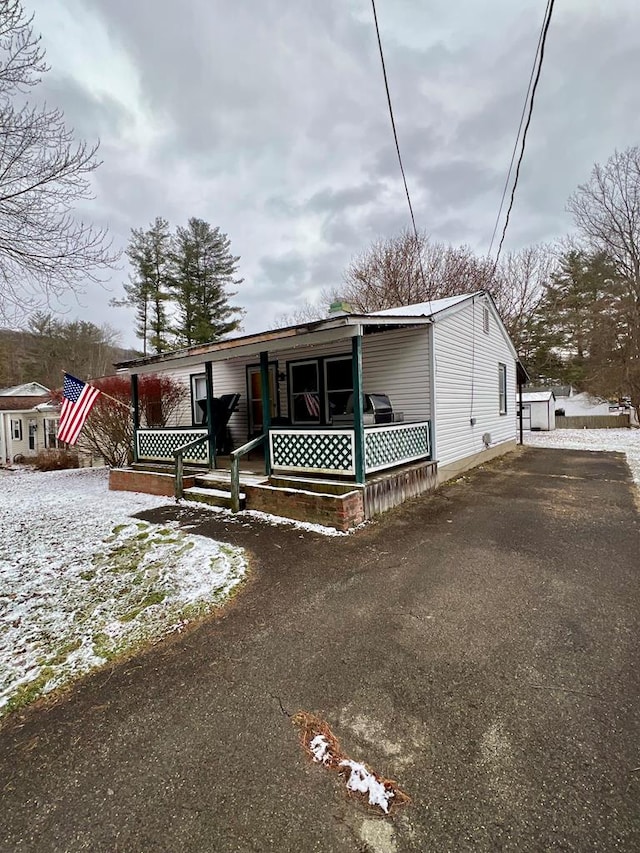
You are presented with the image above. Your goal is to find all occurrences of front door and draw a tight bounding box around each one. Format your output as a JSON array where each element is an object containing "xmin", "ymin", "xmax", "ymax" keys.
[{"xmin": 247, "ymin": 364, "xmax": 277, "ymax": 434}]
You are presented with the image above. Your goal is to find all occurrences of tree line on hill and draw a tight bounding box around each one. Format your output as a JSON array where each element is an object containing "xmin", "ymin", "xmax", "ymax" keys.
[{"xmin": 0, "ymin": 316, "xmax": 136, "ymax": 390}]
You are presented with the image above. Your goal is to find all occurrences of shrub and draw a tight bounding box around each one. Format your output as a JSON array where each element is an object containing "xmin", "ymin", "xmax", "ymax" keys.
[{"xmin": 34, "ymin": 450, "xmax": 80, "ymax": 471}]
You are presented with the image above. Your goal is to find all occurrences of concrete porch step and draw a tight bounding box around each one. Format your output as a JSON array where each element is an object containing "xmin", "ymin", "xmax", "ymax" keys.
[{"xmin": 182, "ymin": 486, "xmax": 246, "ymax": 510}]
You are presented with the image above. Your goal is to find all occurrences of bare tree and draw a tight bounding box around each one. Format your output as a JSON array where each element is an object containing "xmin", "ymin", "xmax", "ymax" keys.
[
  {"xmin": 0, "ymin": 1, "xmax": 117, "ymax": 324},
  {"xmin": 493, "ymin": 244, "xmax": 557, "ymax": 354},
  {"xmin": 272, "ymin": 297, "xmax": 330, "ymax": 328},
  {"xmin": 339, "ymin": 229, "xmax": 497, "ymax": 313},
  {"xmin": 567, "ymin": 147, "xmax": 640, "ymax": 418}
]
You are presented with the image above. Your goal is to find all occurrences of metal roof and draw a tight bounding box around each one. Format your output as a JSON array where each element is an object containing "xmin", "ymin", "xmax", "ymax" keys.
[{"xmin": 522, "ymin": 391, "xmax": 555, "ymax": 402}]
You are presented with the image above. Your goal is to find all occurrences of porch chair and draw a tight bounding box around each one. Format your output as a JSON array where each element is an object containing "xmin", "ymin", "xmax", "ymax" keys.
[{"xmin": 198, "ymin": 393, "xmax": 241, "ymax": 455}]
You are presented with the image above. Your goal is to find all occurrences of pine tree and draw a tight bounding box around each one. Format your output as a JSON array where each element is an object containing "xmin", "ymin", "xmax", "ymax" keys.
[
  {"xmin": 113, "ymin": 218, "xmax": 172, "ymax": 355},
  {"xmin": 540, "ymin": 249, "xmax": 626, "ymax": 388},
  {"xmin": 170, "ymin": 218, "xmax": 243, "ymax": 347}
]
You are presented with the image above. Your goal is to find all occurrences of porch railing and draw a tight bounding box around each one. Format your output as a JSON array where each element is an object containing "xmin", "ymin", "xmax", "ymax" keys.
[
  {"xmin": 269, "ymin": 428, "xmax": 356, "ymax": 476},
  {"xmin": 136, "ymin": 428, "xmax": 208, "ymax": 465},
  {"xmin": 269, "ymin": 420, "xmax": 431, "ymax": 477},
  {"xmin": 230, "ymin": 433, "xmax": 267, "ymax": 512},
  {"xmin": 173, "ymin": 433, "xmax": 210, "ymax": 501},
  {"xmin": 364, "ymin": 421, "xmax": 431, "ymax": 473}
]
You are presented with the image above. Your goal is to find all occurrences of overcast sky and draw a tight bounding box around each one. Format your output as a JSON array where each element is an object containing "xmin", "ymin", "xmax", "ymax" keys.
[{"xmin": 27, "ymin": 0, "xmax": 640, "ymax": 348}]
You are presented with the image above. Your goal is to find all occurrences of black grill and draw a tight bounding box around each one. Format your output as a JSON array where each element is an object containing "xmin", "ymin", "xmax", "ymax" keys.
[
  {"xmin": 362, "ymin": 393, "xmax": 394, "ymax": 424},
  {"xmin": 333, "ymin": 392, "xmax": 399, "ymax": 425}
]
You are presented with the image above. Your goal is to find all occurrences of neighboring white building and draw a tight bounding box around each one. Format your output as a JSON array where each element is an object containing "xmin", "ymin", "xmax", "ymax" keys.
[
  {"xmin": 0, "ymin": 385, "xmax": 61, "ymax": 465},
  {"xmin": 521, "ymin": 390, "xmax": 556, "ymax": 431}
]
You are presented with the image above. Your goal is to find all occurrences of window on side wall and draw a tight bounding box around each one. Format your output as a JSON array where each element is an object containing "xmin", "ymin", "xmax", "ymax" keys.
[
  {"xmin": 191, "ymin": 374, "xmax": 207, "ymax": 425},
  {"xmin": 498, "ymin": 363, "xmax": 507, "ymax": 414}
]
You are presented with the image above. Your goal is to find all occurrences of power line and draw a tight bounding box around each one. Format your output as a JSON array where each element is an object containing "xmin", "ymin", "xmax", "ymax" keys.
[
  {"xmin": 492, "ymin": 0, "xmax": 556, "ymax": 270},
  {"xmin": 370, "ymin": 0, "xmax": 431, "ymax": 309},
  {"xmin": 488, "ymin": 0, "xmax": 552, "ymax": 257}
]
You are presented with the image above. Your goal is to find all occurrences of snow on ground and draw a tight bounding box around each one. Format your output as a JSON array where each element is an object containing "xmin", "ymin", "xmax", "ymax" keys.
[
  {"xmin": 0, "ymin": 467, "xmax": 246, "ymax": 720},
  {"xmin": 525, "ymin": 429, "xmax": 640, "ymax": 486}
]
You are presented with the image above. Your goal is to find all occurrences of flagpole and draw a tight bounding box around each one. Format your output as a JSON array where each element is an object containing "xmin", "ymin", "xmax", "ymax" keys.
[{"xmin": 61, "ymin": 371, "xmax": 133, "ymax": 413}]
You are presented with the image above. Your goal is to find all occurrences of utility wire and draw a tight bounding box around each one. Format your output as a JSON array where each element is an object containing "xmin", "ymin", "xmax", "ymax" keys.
[
  {"xmin": 370, "ymin": 0, "xmax": 431, "ymax": 310},
  {"xmin": 492, "ymin": 0, "xmax": 555, "ymax": 270},
  {"xmin": 488, "ymin": 0, "xmax": 552, "ymax": 258}
]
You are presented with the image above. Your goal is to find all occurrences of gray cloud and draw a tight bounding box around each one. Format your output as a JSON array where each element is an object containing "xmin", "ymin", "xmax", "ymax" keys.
[{"xmin": 23, "ymin": 0, "xmax": 640, "ymax": 345}]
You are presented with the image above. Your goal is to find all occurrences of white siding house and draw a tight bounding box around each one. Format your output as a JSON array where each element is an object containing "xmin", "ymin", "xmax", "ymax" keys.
[
  {"xmin": 0, "ymin": 385, "xmax": 60, "ymax": 465},
  {"xmin": 113, "ymin": 291, "xmax": 522, "ymax": 526}
]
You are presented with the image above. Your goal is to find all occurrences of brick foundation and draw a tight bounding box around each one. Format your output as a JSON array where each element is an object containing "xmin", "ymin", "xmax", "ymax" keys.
[
  {"xmin": 109, "ymin": 468, "xmax": 195, "ymax": 498},
  {"xmin": 244, "ymin": 484, "xmax": 365, "ymax": 532}
]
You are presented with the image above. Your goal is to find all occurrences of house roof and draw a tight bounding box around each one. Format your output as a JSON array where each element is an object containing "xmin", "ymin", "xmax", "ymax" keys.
[
  {"xmin": 0, "ymin": 396, "xmax": 53, "ymax": 411},
  {"xmin": 528, "ymin": 384, "xmax": 572, "ymax": 398},
  {"xmin": 0, "ymin": 382, "xmax": 50, "ymax": 396},
  {"xmin": 522, "ymin": 391, "xmax": 555, "ymax": 403},
  {"xmin": 116, "ymin": 290, "xmax": 519, "ymax": 373},
  {"xmin": 365, "ymin": 293, "xmax": 477, "ymax": 318}
]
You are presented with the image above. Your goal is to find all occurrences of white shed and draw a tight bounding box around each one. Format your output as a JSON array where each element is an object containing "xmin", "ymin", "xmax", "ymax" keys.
[{"xmin": 521, "ymin": 390, "xmax": 556, "ymax": 431}]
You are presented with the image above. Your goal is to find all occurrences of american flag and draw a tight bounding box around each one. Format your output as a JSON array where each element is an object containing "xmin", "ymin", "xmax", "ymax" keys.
[
  {"xmin": 57, "ymin": 373, "xmax": 102, "ymax": 445},
  {"xmin": 303, "ymin": 392, "xmax": 320, "ymax": 418}
]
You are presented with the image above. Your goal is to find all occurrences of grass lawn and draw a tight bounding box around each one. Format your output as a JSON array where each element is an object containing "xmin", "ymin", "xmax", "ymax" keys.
[{"xmin": 0, "ymin": 466, "xmax": 246, "ymax": 721}]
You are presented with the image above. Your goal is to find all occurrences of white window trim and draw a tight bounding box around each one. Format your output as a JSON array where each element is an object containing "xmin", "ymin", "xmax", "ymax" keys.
[
  {"xmin": 498, "ymin": 363, "xmax": 507, "ymax": 415},
  {"xmin": 323, "ymin": 355, "xmax": 353, "ymax": 422},
  {"xmin": 191, "ymin": 373, "xmax": 207, "ymax": 425},
  {"xmin": 288, "ymin": 359, "xmax": 321, "ymax": 425}
]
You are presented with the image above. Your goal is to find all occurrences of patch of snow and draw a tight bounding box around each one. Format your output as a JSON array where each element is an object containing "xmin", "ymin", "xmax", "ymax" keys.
[
  {"xmin": 309, "ymin": 734, "xmax": 331, "ymax": 764},
  {"xmin": 0, "ymin": 467, "xmax": 246, "ymax": 718},
  {"xmin": 339, "ymin": 760, "xmax": 395, "ymax": 814},
  {"xmin": 525, "ymin": 429, "xmax": 640, "ymax": 486}
]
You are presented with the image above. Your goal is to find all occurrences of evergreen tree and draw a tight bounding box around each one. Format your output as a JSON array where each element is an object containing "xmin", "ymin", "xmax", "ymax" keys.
[
  {"xmin": 170, "ymin": 218, "xmax": 243, "ymax": 346},
  {"xmin": 114, "ymin": 217, "xmax": 172, "ymax": 355},
  {"xmin": 539, "ymin": 249, "xmax": 626, "ymax": 389}
]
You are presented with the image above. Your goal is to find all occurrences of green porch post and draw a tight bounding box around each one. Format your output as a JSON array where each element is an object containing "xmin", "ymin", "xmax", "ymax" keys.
[
  {"xmin": 131, "ymin": 373, "xmax": 139, "ymax": 463},
  {"xmin": 351, "ymin": 333, "xmax": 365, "ymax": 484},
  {"xmin": 260, "ymin": 350, "xmax": 271, "ymax": 475},
  {"xmin": 205, "ymin": 361, "xmax": 215, "ymax": 469}
]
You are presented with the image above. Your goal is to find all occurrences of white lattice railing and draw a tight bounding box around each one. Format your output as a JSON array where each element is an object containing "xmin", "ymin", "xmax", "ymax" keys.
[
  {"xmin": 364, "ymin": 421, "xmax": 430, "ymax": 473},
  {"xmin": 136, "ymin": 428, "xmax": 209, "ymax": 464},
  {"xmin": 269, "ymin": 421, "xmax": 431, "ymax": 477},
  {"xmin": 270, "ymin": 428, "xmax": 355, "ymax": 476}
]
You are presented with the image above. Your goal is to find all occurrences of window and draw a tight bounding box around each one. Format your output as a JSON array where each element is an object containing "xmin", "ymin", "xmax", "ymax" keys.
[
  {"xmin": 483, "ymin": 305, "xmax": 490, "ymax": 334},
  {"xmin": 289, "ymin": 360, "xmax": 321, "ymax": 424},
  {"xmin": 288, "ymin": 353, "xmax": 354, "ymax": 424},
  {"xmin": 324, "ymin": 356, "xmax": 353, "ymax": 419},
  {"xmin": 498, "ymin": 363, "xmax": 507, "ymax": 414},
  {"xmin": 191, "ymin": 374, "xmax": 207, "ymax": 424},
  {"xmin": 28, "ymin": 420, "xmax": 37, "ymax": 451},
  {"xmin": 11, "ymin": 419, "xmax": 22, "ymax": 441},
  {"xmin": 44, "ymin": 418, "xmax": 60, "ymax": 449}
]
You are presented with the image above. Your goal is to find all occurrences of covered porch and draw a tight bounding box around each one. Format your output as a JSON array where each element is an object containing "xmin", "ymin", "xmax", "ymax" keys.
[{"xmin": 114, "ymin": 313, "xmax": 436, "ymax": 529}]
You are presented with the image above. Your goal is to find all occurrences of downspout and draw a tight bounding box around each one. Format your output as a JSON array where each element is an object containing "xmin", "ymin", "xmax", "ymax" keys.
[
  {"xmin": 260, "ymin": 350, "xmax": 271, "ymax": 476},
  {"xmin": 0, "ymin": 412, "xmax": 6, "ymax": 465},
  {"xmin": 428, "ymin": 321, "xmax": 437, "ymax": 462},
  {"xmin": 351, "ymin": 331, "xmax": 365, "ymax": 484},
  {"xmin": 517, "ymin": 369, "xmax": 524, "ymax": 445}
]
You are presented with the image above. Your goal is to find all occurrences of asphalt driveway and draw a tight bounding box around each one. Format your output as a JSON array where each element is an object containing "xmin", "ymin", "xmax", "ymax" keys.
[{"xmin": 1, "ymin": 447, "xmax": 639, "ymax": 852}]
